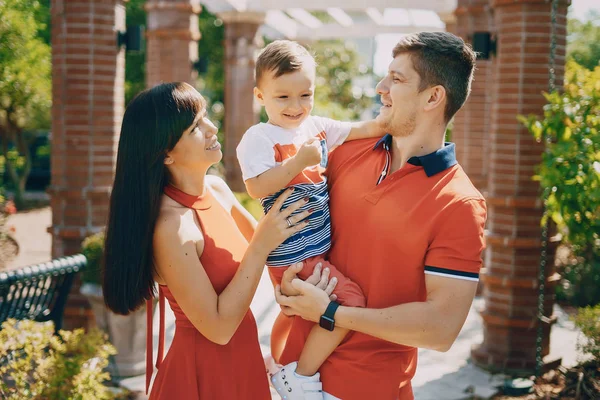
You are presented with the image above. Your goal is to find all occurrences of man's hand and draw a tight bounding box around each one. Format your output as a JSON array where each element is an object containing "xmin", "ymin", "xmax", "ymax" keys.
[
  {"xmin": 275, "ymin": 279, "xmax": 333, "ymax": 323},
  {"xmin": 295, "ymin": 137, "xmax": 322, "ymax": 168},
  {"xmin": 280, "ymin": 261, "xmax": 338, "ymax": 299}
]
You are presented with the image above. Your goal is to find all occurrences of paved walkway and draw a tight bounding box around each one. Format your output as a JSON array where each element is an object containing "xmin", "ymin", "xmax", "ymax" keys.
[{"xmin": 7, "ymin": 206, "xmax": 584, "ymax": 399}]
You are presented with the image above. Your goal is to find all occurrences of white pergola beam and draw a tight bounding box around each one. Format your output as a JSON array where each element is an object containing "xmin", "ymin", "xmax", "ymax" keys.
[
  {"xmin": 295, "ymin": 22, "xmax": 444, "ymax": 40},
  {"xmin": 327, "ymin": 8, "xmax": 354, "ymax": 27},
  {"xmin": 286, "ymin": 8, "xmax": 323, "ymax": 29},
  {"xmin": 265, "ymin": 10, "xmax": 298, "ymax": 39},
  {"xmin": 201, "ymin": 0, "xmax": 247, "ymax": 13},
  {"xmin": 250, "ymin": 0, "xmax": 456, "ymax": 14},
  {"xmin": 365, "ymin": 8, "xmax": 385, "ymax": 25}
]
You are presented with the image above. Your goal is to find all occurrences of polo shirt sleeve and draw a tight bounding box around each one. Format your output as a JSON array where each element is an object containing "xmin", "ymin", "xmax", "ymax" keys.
[
  {"xmin": 312, "ymin": 116, "xmax": 352, "ymax": 150},
  {"xmin": 424, "ymin": 198, "xmax": 487, "ymax": 281},
  {"xmin": 236, "ymin": 127, "xmax": 276, "ymax": 181}
]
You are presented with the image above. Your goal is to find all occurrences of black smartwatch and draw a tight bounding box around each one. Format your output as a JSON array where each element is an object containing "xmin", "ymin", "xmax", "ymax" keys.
[{"xmin": 319, "ymin": 301, "xmax": 340, "ymax": 331}]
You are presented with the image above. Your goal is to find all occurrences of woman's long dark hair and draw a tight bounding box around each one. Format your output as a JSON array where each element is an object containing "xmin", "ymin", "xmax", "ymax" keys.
[{"xmin": 103, "ymin": 82, "xmax": 205, "ymax": 315}]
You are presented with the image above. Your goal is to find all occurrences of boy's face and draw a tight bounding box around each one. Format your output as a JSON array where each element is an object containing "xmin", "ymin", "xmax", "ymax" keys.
[{"xmin": 254, "ymin": 62, "xmax": 315, "ymax": 130}]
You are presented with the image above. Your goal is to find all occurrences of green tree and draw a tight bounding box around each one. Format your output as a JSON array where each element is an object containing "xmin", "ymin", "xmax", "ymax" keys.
[
  {"xmin": 125, "ymin": 0, "xmax": 147, "ymax": 105},
  {"xmin": 0, "ymin": 0, "xmax": 51, "ymax": 207},
  {"xmin": 567, "ymin": 11, "xmax": 600, "ymax": 71},
  {"xmin": 311, "ymin": 40, "xmax": 374, "ymax": 121},
  {"xmin": 520, "ymin": 61, "xmax": 600, "ymax": 306}
]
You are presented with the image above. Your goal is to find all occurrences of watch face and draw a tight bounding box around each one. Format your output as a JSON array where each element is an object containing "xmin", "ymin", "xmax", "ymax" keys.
[{"xmin": 319, "ymin": 315, "xmax": 335, "ymax": 331}]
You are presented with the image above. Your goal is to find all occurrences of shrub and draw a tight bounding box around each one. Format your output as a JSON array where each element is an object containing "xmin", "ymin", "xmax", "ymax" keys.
[
  {"xmin": 573, "ymin": 305, "xmax": 600, "ymax": 362},
  {"xmin": 81, "ymin": 232, "xmax": 104, "ymax": 286},
  {"xmin": 0, "ymin": 319, "xmax": 117, "ymax": 399},
  {"xmin": 234, "ymin": 192, "xmax": 264, "ymax": 220},
  {"xmin": 520, "ymin": 60, "xmax": 600, "ymax": 307}
]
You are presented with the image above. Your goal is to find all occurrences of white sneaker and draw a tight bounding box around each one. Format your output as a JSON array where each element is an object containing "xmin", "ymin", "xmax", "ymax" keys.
[
  {"xmin": 270, "ymin": 361, "xmax": 324, "ymax": 400},
  {"xmin": 264, "ymin": 353, "xmax": 283, "ymax": 379}
]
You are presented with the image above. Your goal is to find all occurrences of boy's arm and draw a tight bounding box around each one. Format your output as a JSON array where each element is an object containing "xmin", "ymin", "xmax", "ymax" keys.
[
  {"xmin": 245, "ymin": 138, "xmax": 321, "ymax": 199},
  {"xmin": 346, "ymin": 120, "xmax": 386, "ymax": 141}
]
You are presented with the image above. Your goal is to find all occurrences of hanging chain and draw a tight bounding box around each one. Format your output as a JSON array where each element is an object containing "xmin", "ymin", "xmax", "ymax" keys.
[{"xmin": 535, "ymin": 0, "xmax": 559, "ymax": 378}]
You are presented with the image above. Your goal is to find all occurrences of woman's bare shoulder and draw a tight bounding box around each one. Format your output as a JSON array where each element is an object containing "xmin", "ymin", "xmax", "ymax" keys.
[
  {"xmin": 154, "ymin": 195, "xmax": 202, "ymax": 244},
  {"xmin": 206, "ymin": 174, "xmax": 236, "ymax": 211}
]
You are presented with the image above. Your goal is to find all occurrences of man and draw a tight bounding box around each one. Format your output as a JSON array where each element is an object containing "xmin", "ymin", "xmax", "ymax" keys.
[{"xmin": 274, "ymin": 31, "xmax": 487, "ymax": 400}]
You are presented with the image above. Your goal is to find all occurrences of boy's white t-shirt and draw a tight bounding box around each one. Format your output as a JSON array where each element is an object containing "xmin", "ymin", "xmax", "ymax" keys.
[
  {"xmin": 236, "ymin": 115, "xmax": 352, "ymax": 267},
  {"xmin": 236, "ymin": 115, "xmax": 352, "ymax": 183}
]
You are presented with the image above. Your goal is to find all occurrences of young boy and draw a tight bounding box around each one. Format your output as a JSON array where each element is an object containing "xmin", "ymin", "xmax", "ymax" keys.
[{"xmin": 236, "ymin": 40, "xmax": 384, "ymax": 399}]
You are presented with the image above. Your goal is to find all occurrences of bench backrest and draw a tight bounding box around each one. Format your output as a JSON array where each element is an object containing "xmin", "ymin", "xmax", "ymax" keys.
[{"xmin": 0, "ymin": 254, "xmax": 87, "ymax": 332}]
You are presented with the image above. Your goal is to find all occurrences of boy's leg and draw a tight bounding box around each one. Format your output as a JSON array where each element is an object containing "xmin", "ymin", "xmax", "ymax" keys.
[
  {"xmin": 271, "ymin": 312, "xmax": 293, "ymax": 363},
  {"xmin": 296, "ymin": 325, "xmax": 349, "ymax": 376},
  {"xmin": 294, "ymin": 256, "xmax": 365, "ymax": 376}
]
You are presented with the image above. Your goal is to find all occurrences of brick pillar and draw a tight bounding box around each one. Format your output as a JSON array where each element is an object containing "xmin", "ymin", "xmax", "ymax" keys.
[
  {"xmin": 471, "ymin": 0, "xmax": 569, "ymax": 373},
  {"xmin": 439, "ymin": 12, "xmax": 458, "ymax": 35},
  {"xmin": 145, "ymin": 0, "xmax": 201, "ymax": 88},
  {"xmin": 451, "ymin": 0, "xmax": 494, "ymax": 193},
  {"xmin": 220, "ymin": 11, "xmax": 264, "ymax": 192},
  {"xmin": 49, "ymin": 0, "xmax": 126, "ymax": 329}
]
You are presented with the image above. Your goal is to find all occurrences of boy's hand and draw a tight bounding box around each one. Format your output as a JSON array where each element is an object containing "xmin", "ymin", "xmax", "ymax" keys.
[{"xmin": 295, "ymin": 137, "xmax": 322, "ymax": 168}]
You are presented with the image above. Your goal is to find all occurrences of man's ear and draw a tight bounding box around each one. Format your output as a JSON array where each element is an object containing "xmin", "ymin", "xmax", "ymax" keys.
[
  {"xmin": 254, "ymin": 87, "xmax": 265, "ymax": 106},
  {"xmin": 424, "ymin": 85, "xmax": 446, "ymax": 113}
]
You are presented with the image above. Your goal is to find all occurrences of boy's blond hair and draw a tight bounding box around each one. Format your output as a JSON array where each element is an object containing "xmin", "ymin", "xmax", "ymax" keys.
[{"xmin": 255, "ymin": 40, "xmax": 315, "ymax": 87}]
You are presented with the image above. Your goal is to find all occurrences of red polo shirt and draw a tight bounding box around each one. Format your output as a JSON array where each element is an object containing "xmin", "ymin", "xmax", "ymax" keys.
[{"xmin": 274, "ymin": 135, "xmax": 487, "ymax": 400}]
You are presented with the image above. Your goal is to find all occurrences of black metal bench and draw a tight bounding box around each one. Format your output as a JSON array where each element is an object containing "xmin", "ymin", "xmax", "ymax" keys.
[{"xmin": 0, "ymin": 254, "xmax": 87, "ymax": 332}]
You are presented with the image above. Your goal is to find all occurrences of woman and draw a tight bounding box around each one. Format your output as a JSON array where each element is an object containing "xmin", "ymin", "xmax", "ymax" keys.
[{"xmin": 102, "ymin": 82, "xmax": 314, "ymax": 399}]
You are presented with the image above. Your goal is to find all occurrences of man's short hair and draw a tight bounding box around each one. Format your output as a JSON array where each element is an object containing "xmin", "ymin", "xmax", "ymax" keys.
[
  {"xmin": 393, "ymin": 32, "xmax": 476, "ymax": 122},
  {"xmin": 255, "ymin": 40, "xmax": 315, "ymax": 87}
]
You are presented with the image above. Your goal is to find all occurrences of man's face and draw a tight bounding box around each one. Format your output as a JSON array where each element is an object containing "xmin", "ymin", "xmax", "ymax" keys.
[
  {"xmin": 375, "ymin": 53, "xmax": 425, "ymax": 137},
  {"xmin": 255, "ymin": 62, "xmax": 316, "ymax": 130}
]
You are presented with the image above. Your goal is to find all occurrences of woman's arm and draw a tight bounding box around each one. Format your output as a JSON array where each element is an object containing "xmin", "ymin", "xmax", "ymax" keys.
[{"xmin": 155, "ymin": 188, "xmax": 309, "ymax": 345}]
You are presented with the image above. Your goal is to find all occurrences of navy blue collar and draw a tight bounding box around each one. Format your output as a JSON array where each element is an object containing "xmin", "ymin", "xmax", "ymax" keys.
[{"xmin": 373, "ymin": 134, "xmax": 457, "ymax": 177}]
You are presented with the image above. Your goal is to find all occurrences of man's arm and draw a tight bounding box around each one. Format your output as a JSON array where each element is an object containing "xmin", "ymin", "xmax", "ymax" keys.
[
  {"xmin": 276, "ymin": 198, "xmax": 487, "ymax": 351},
  {"xmin": 345, "ymin": 120, "xmax": 386, "ymax": 141},
  {"xmin": 276, "ymin": 275, "xmax": 476, "ymax": 351}
]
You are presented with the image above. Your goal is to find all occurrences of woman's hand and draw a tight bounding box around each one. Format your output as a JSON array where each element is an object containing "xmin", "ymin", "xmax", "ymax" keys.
[{"xmin": 250, "ymin": 188, "xmax": 310, "ymax": 257}]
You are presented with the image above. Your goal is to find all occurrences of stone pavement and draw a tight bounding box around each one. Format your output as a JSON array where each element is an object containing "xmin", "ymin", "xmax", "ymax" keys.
[{"xmin": 7, "ymin": 206, "xmax": 583, "ymax": 399}]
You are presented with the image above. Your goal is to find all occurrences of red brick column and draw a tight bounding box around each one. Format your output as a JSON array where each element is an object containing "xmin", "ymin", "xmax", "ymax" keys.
[
  {"xmin": 451, "ymin": 0, "xmax": 494, "ymax": 193},
  {"xmin": 220, "ymin": 11, "xmax": 264, "ymax": 192},
  {"xmin": 145, "ymin": 0, "xmax": 201, "ymax": 88},
  {"xmin": 49, "ymin": 0, "xmax": 126, "ymax": 329},
  {"xmin": 471, "ymin": 0, "xmax": 569, "ymax": 372},
  {"xmin": 439, "ymin": 12, "xmax": 457, "ymax": 35}
]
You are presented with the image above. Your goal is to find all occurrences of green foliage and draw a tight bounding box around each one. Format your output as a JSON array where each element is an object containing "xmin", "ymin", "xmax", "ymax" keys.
[
  {"xmin": 567, "ymin": 11, "xmax": 600, "ymax": 71},
  {"xmin": 520, "ymin": 60, "xmax": 600, "ymax": 307},
  {"xmin": 0, "ymin": 319, "xmax": 117, "ymax": 399},
  {"xmin": 0, "ymin": 0, "xmax": 51, "ymax": 206},
  {"xmin": 124, "ymin": 0, "xmax": 146, "ymax": 106},
  {"xmin": 573, "ymin": 305, "xmax": 600, "ymax": 362},
  {"xmin": 234, "ymin": 192, "xmax": 264, "ymax": 220},
  {"xmin": 196, "ymin": 10, "xmax": 226, "ymax": 137},
  {"xmin": 81, "ymin": 232, "xmax": 105, "ymax": 285},
  {"xmin": 197, "ymin": 11, "xmax": 225, "ymax": 105},
  {"xmin": 311, "ymin": 40, "xmax": 374, "ymax": 121}
]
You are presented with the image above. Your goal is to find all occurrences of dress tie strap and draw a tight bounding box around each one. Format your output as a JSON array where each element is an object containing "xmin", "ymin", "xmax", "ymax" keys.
[{"xmin": 145, "ymin": 287, "xmax": 165, "ymax": 394}]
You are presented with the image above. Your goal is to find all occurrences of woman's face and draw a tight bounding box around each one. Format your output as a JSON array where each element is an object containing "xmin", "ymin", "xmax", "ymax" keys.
[{"xmin": 166, "ymin": 108, "xmax": 222, "ymax": 170}]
